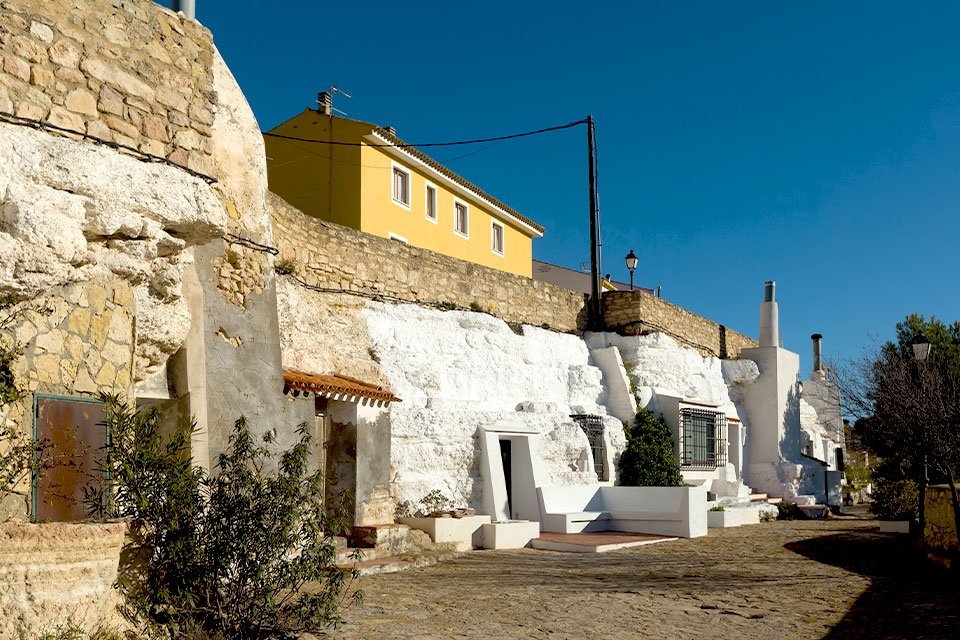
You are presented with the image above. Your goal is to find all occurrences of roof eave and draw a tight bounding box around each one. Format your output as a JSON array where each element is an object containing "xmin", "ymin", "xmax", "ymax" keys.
[{"xmin": 365, "ymin": 131, "xmax": 545, "ymax": 238}]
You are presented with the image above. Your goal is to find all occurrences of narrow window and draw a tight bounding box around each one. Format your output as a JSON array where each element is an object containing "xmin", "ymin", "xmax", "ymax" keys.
[
  {"xmin": 425, "ymin": 184, "xmax": 437, "ymax": 221},
  {"xmin": 454, "ymin": 201, "xmax": 469, "ymax": 237},
  {"xmin": 572, "ymin": 414, "xmax": 607, "ymax": 481},
  {"xmin": 491, "ymin": 221, "xmax": 504, "ymax": 255},
  {"xmin": 392, "ymin": 166, "xmax": 410, "ymax": 207}
]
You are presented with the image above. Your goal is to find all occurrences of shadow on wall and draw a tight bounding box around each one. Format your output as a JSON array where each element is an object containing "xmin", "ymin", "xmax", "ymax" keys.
[
  {"xmin": 784, "ymin": 530, "xmax": 960, "ymax": 639},
  {"xmin": 778, "ymin": 383, "xmax": 802, "ymax": 462},
  {"xmin": 576, "ymin": 302, "xmax": 590, "ymax": 333}
]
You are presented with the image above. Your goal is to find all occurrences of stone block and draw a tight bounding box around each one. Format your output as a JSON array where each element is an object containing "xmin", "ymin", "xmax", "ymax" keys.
[
  {"xmin": 96, "ymin": 85, "xmax": 124, "ymax": 116},
  {"xmin": 3, "ymin": 54, "xmax": 30, "ymax": 82},
  {"xmin": 64, "ymin": 88, "xmax": 97, "ymax": 115},
  {"xmin": 47, "ymin": 106, "xmax": 85, "ymax": 132},
  {"xmin": 101, "ymin": 114, "xmax": 139, "ymax": 140},
  {"xmin": 80, "ymin": 57, "xmax": 155, "ymax": 103},
  {"xmin": 29, "ymin": 21, "xmax": 54, "ymax": 44},
  {"xmin": 142, "ymin": 114, "xmax": 169, "ymax": 142},
  {"xmin": 29, "ymin": 66, "xmax": 53, "ymax": 89},
  {"xmin": 11, "ymin": 35, "xmax": 47, "ymax": 64},
  {"xmin": 49, "ymin": 38, "xmax": 81, "ymax": 68},
  {"xmin": 34, "ymin": 353, "xmax": 62, "ymax": 384},
  {"xmin": 66, "ymin": 307, "xmax": 92, "ymax": 337},
  {"xmin": 15, "ymin": 99, "xmax": 47, "ymax": 121}
]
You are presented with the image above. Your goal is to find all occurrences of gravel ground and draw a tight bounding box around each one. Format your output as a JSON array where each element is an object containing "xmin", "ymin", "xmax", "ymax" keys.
[{"xmin": 325, "ymin": 520, "xmax": 960, "ymax": 640}]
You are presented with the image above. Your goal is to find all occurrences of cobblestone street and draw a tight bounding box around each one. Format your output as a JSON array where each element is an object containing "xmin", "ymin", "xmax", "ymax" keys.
[{"xmin": 328, "ymin": 520, "xmax": 960, "ymax": 639}]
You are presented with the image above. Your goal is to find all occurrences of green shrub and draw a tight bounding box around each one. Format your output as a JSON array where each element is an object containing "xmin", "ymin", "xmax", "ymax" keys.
[
  {"xmin": 709, "ymin": 505, "xmax": 725, "ymax": 512},
  {"xmin": 616, "ymin": 408, "xmax": 683, "ymax": 487},
  {"xmin": 274, "ymin": 258, "xmax": 298, "ymax": 276},
  {"xmin": 870, "ymin": 478, "xmax": 919, "ymax": 521},
  {"xmin": 101, "ymin": 399, "xmax": 359, "ymax": 639}
]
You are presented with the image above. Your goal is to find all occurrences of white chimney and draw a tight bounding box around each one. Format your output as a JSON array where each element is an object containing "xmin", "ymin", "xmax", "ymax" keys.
[
  {"xmin": 811, "ymin": 333, "xmax": 826, "ymax": 379},
  {"xmin": 759, "ymin": 280, "xmax": 779, "ymax": 348}
]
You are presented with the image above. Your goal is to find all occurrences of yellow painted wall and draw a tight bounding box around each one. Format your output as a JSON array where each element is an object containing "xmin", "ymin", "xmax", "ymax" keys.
[
  {"xmin": 265, "ymin": 111, "xmax": 367, "ymax": 230},
  {"xmin": 357, "ymin": 144, "xmax": 534, "ymax": 278},
  {"xmin": 266, "ymin": 112, "xmax": 536, "ymax": 278}
]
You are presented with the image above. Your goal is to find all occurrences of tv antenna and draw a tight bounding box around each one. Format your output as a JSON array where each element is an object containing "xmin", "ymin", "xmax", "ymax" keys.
[{"xmin": 327, "ymin": 85, "xmax": 352, "ymax": 116}]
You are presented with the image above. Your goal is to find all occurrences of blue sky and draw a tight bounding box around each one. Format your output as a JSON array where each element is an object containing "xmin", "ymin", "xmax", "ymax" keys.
[{"xmin": 184, "ymin": 0, "xmax": 960, "ymax": 372}]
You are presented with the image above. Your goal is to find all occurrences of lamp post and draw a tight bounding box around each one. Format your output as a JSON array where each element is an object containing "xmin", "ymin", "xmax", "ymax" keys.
[
  {"xmin": 625, "ymin": 250, "xmax": 638, "ymax": 291},
  {"xmin": 911, "ymin": 330, "xmax": 931, "ymax": 532},
  {"xmin": 911, "ymin": 331, "xmax": 931, "ymax": 362}
]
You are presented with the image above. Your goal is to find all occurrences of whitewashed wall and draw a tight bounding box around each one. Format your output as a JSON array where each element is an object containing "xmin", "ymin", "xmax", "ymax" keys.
[{"xmin": 362, "ymin": 303, "xmax": 625, "ymax": 510}]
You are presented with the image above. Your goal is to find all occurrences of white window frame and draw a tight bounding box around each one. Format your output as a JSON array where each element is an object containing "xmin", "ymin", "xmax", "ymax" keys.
[
  {"xmin": 388, "ymin": 232, "xmax": 409, "ymax": 244},
  {"xmin": 391, "ymin": 162, "xmax": 411, "ymax": 210},
  {"xmin": 453, "ymin": 199, "xmax": 469, "ymax": 239},
  {"xmin": 490, "ymin": 220, "xmax": 505, "ymax": 256},
  {"xmin": 424, "ymin": 181, "xmax": 438, "ymax": 223}
]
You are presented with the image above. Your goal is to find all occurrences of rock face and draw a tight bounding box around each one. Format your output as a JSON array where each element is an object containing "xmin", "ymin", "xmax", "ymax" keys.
[
  {"xmin": 0, "ymin": 521, "xmax": 126, "ymax": 640},
  {"xmin": 361, "ymin": 302, "xmax": 625, "ymax": 510},
  {"xmin": 584, "ymin": 331, "xmax": 752, "ymax": 418},
  {"xmin": 0, "ymin": 121, "xmax": 227, "ymax": 380}
]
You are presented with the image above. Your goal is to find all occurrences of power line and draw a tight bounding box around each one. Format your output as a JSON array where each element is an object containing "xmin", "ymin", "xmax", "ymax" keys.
[
  {"xmin": 0, "ymin": 110, "xmax": 218, "ymax": 184},
  {"xmin": 262, "ymin": 118, "xmax": 588, "ymax": 148}
]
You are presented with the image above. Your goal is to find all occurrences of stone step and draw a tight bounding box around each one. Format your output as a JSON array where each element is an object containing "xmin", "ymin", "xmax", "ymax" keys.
[
  {"xmin": 748, "ymin": 493, "xmax": 769, "ymax": 501},
  {"xmin": 337, "ymin": 556, "xmax": 412, "ymax": 576},
  {"xmin": 765, "ymin": 497, "xmax": 783, "ymax": 505},
  {"xmin": 336, "ymin": 547, "xmax": 376, "ymax": 565},
  {"xmin": 351, "ymin": 523, "xmax": 412, "ymax": 552}
]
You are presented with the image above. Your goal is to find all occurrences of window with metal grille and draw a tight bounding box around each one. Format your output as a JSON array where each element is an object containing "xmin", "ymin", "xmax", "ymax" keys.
[
  {"xmin": 571, "ymin": 414, "xmax": 606, "ymax": 481},
  {"xmin": 679, "ymin": 408, "xmax": 726, "ymax": 470}
]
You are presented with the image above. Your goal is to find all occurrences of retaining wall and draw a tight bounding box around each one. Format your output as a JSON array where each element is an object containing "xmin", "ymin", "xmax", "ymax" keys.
[
  {"xmin": 270, "ymin": 193, "xmax": 587, "ymax": 333},
  {"xmin": 602, "ymin": 290, "xmax": 757, "ymax": 357}
]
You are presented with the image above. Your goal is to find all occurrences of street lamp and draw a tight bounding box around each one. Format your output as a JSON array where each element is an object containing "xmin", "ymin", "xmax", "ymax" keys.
[
  {"xmin": 911, "ymin": 331, "xmax": 931, "ymax": 363},
  {"xmin": 624, "ymin": 250, "xmax": 638, "ymax": 291},
  {"xmin": 911, "ymin": 330, "xmax": 931, "ymax": 532}
]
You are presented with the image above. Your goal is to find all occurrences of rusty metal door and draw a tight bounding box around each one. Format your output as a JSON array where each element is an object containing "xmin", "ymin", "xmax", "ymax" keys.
[{"xmin": 34, "ymin": 396, "xmax": 107, "ymax": 522}]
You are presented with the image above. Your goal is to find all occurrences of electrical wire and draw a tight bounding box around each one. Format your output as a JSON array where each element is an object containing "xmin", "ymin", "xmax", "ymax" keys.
[
  {"xmin": 224, "ymin": 233, "xmax": 280, "ymax": 255},
  {"xmin": 262, "ymin": 118, "xmax": 588, "ymax": 148},
  {"xmin": 0, "ymin": 110, "xmax": 218, "ymax": 184}
]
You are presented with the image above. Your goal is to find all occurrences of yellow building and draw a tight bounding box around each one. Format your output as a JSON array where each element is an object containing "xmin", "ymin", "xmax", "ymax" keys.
[{"xmin": 264, "ymin": 102, "xmax": 544, "ymax": 278}]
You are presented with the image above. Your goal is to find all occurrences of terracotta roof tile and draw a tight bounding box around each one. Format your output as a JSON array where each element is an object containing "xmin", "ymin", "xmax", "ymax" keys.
[{"xmin": 283, "ymin": 369, "xmax": 401, "ymax": 403}]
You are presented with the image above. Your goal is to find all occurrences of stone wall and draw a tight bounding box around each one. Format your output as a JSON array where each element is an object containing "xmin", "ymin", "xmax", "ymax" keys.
[
  {"xmin": 0, "ymin": 521, "xmax": 125, "ymax": 640},
  {"xmin": 0, "ymin": 0, "xmax": 215, "ymax": 175},
  {"xmin": 270, "ymin": 193, "xmax": 587, "ymax": 333},
  {"xmin": 361, "ymin": 301, "xmax": 625, "ymax": 510},
  {"xmin": 602, "ymin": 290, "xmax": 757, "ymax": 358},
  {"xmin": 925, "ymin": 484, "xmax": 959, "ymax": 570},
  {"xmin": 0, "ymin": 278, "xmax": 136, "ymax": 520}
]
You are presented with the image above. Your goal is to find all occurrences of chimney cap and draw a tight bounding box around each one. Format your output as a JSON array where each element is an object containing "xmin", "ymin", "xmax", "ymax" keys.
[
  {"xmin": 763, "ymin": 280, "xmax": 776, "ymax": 302},
  {"xmin": 811, "ymin": 333, "xmax": 823, "ymax": 340}
]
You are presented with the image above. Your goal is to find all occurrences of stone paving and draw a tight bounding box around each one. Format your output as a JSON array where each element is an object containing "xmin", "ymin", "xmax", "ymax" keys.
[{"xmin": 326, "ymin": 520, "xmax": 960, "ymax": 639}]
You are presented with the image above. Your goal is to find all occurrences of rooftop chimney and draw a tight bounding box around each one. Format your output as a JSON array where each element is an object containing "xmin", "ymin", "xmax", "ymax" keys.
[
  {"xmin": 759, "ymin": 280, "xmax": 779, "ymax": 347},
  {"xmin": 811, "ymin": 333, "xmax": 825, "ymax": 379},
  {"xmin": 317, "ymin": 91, "xmax": 333, "ymax": 116},
  {"xmin": 384, "ymin": 126, "xmax": 397, "ymax": 137},
  {"xmin": 171, "ymin": 0, "xmax": 196, "ymax": 20}
]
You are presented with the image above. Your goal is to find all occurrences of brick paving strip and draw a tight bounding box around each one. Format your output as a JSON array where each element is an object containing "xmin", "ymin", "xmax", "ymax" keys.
[{"xmin": 322, "ymin": 520, "xmax": 960, "ymax": 639}]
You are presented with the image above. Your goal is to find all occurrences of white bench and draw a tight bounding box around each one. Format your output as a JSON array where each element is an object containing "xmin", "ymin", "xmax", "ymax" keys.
[{"xmin": 537, "ymin": 485, "xmax": 707, "ymax": 538}]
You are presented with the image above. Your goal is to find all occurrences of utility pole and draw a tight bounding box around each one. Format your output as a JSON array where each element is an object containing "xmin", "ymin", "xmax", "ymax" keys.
[{"xmin": 587, "ymin": 115, "xmax": 602, "ymax": 329}]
